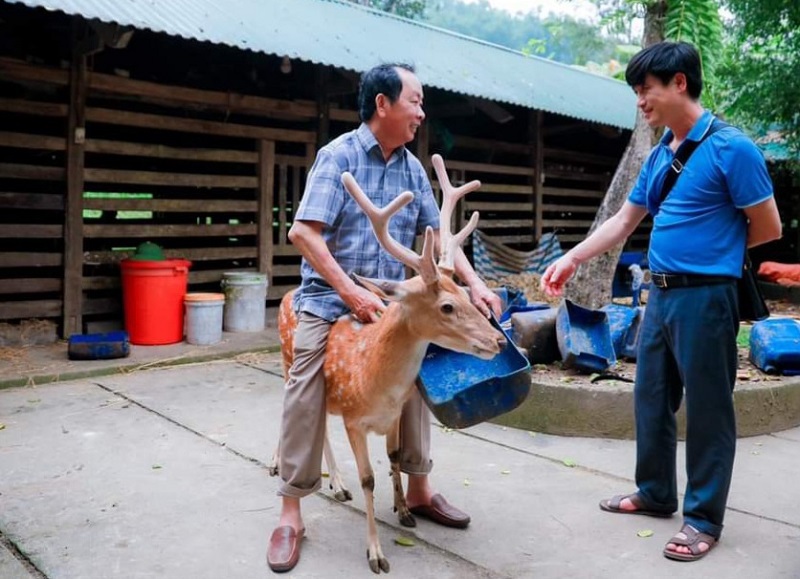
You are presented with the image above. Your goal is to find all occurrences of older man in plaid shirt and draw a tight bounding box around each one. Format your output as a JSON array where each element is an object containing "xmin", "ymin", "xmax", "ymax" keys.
[{"xmin": 267, "ymin": 63, "xmax": 500, "ymax": 573}]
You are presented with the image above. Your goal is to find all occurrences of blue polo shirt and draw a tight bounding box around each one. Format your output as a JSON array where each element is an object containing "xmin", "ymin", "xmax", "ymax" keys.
[
  {"xmin": 293, "ymin": 123, "xmax": 440, "ymax": 321},
  {"xmin": 628, "ymin": 111, "xmax": 774, "ymax": 277}
]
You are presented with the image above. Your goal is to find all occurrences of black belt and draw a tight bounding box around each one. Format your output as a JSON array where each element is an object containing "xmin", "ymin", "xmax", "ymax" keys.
[{"xmin": 650, "ymin": 273, "xmax": 736, "ymax": 289}]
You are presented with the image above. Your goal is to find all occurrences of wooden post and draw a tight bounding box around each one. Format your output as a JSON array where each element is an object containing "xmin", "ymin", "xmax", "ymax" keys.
[
  {"xmin": 315, "ymin": 67, "xmax": 330, "ymax": 149},
  {"xmin": 530, "ymin": 110, "xmax": 544, "ymax": 243},
  {"xmin": 257, "ymin": 140, "xmax": 276, "ymax": 289},
  {"xmin": 416, "ymin": 121, "xmax": 430, "ymax": 174},
  {"xmin": 63, "ymin": 41, "xmax": 88, "ymax": 337}
]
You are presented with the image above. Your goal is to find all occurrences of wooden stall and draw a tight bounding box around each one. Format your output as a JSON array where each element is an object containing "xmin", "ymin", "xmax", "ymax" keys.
[{"xmin": 0, "ymin": 3, "xmax": 634, "ymax": 337}]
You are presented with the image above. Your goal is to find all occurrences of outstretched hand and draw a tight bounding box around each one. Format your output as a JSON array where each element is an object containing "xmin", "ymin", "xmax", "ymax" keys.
[{"xmin": 540, "ymin": 255, "xmax": 579, "ymax": 297}]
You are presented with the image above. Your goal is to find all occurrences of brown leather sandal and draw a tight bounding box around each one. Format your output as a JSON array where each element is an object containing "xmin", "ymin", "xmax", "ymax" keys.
[
  {"xmin": 663, "ymin": 524, "xmax": 718, "ymax": 562},
  {"xmin": 599, "ymin": 493, "xmax": 673, "ymax": 518}
]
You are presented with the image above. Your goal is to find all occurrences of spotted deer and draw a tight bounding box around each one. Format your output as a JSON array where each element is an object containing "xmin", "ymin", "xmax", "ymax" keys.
[{"xmin": 275, "ymin": 154, "xmax": 507, "ymax": 573}]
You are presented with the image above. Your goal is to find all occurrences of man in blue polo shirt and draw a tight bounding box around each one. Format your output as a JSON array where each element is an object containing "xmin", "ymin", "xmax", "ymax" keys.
[
  {"xmin": 267, "ymin": 63, "xmax": 501, "ymax": 573},
  {"xmin": 541, "ymin": 41, "xmax": 781, "ymax": 562}
]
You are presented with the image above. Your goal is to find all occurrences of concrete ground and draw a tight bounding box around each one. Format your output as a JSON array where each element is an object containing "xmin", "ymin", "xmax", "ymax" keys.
[{"xmin": 1, "ymin": 330, "xmax": 799, "ymax": 579}]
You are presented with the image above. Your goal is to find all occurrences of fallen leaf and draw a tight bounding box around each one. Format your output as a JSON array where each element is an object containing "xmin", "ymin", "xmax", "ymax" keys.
[
  {"xmin": 395, "ymin": 536, "xmax": 415, "ymax": 547},
  {"xmin": 463, "ymin": 478, "xmax": 471, "ymax": 487},
  {"xmin": 501, "ymin": 469, "xmax": 511, "ymax": 475},
  {"xmin": 637, "ymin": 529, "xmax": 654, "ymax": 538},
  {"xmin": 0, "ymin": 423, "xmax": 5, "ymax": 430},
  {"xmin": 321, "ymin": 472, "xmax": 330, "ymax": 478},
  {"xmin": 152, "ymin": 465, "xmax": 162, "ymax": 470},
  {"xmin": 751, "ymin": 450, "xmax": 760, "ymax": 455},
  {"xmin": 559, "ymin": 377, "xmax": 574, "ymax": 384},
  {"xmin": 528, "ymin": 431, "xmax": 537, "ymax": 437},
  {"xmin": 562, "ymin": 458, "xmax": 576, "ymax": 468}
]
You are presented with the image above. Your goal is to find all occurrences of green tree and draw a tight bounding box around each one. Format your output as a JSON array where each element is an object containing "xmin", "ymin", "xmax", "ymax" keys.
[
  {"xmin": 349, "ymin": 0, "xmax": 425, "ymax": 19},
  {"xmin": 717, "ymin": 0, "xmax": 800, "ymax": 161}
]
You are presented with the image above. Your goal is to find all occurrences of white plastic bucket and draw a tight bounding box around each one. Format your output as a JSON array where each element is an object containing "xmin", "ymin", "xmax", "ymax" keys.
[
  {"xmin": 221, "ymin": 272, "xmax": 268, "ymax": 332},
  {"xmin": 184, "ymin": 293, "xmax": 224, "ymax": 345}
]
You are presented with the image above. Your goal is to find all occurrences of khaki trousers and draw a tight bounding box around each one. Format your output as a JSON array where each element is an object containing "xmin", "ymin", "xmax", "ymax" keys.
[{"xmin": 278, "ymin": 312, "xmax": 433, "ymax": 498}]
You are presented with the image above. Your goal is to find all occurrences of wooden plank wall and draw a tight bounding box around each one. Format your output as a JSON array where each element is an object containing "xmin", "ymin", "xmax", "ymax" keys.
[
  {"xmin": 429, "ymin": 130, "xmax": 647, "ymax": 256},
  {"xmin": 0, "ymin": 57, "xmax": 359, "ymax": 332},
  {"xmin": 0, "ymin": 60, "xmax": 69, "ymax": 323},
  {"xmin": 0, "ymin": 55, "xmax": 633, "ymax": 333}
]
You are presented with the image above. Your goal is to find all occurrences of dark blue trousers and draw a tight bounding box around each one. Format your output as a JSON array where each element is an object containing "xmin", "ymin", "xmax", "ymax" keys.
[{"xmin": 634, "ymin": 281, "xmax": 739, "ymax": 539}]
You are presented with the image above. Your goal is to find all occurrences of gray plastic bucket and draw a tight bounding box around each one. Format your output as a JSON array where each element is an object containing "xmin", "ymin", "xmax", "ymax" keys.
[
  {"xmin": 184, "ymin": 293, "xmax": 224, "ymax": 345},
  {"xmin": 221, "ymin": 272, "xmax": 268, "ymax": 332}
]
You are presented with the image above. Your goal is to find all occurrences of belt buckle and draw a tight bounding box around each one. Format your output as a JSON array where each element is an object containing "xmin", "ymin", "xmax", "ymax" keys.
[{"xmin": 653, "ymin": 273, "xmax": 667, "ymax": 288}]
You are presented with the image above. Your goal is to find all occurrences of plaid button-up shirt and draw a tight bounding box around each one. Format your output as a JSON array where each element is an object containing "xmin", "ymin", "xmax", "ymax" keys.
[{"xmin": 292, "ymin": 123, "xmax": 440, "ymax": 322}]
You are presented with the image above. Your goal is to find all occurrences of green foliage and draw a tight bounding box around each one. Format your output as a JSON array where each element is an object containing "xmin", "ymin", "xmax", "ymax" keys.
[
  {"xmin": 716, "ymin": 0, "xmax": 800, "ymax": 160},
  {"xmin": 664, "ymin": 0, "xmax": 723, "ymax": 72},
  {"xmin": 348, "ymin": 0, "xmax": 425, "ymax": 19},
  {"xmin": 737, "ymin": 324, "xmax": 751, "ymax": 348},
  {"xmin": 423, "ymin": 0, "xmax": 622, "ymax": 66}
]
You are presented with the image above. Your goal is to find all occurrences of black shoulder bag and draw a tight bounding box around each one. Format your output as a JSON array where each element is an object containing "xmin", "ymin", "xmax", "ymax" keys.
[{"xmin": 658, "ymin": 117, "xmax": 769, "ymax": 321}]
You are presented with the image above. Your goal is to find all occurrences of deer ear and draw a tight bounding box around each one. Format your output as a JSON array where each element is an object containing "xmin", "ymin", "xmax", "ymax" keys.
[
  {"xmin": 419, "ymin": 227, "xmax": 441, "ymax": 285},
  {"xmin": 351, "ymin": 273, "xmax": 407, "ymax": 302}
]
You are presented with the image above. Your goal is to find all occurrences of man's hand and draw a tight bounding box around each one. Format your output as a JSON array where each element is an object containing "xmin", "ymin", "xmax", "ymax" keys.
[
  {"xmin": 468, "ymin": 280, "xmax": 503, "ymax": 319},
  {"xmin": 342, "ymin": 285, "xmax": 387, "ymax": 323},
  {"xmin": 540, "ymin": 255, "xmax": 580, "ymax": 297}
]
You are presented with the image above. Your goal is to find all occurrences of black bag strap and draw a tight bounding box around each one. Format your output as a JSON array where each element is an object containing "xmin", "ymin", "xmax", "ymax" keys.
[{"xmin": 659, "ymin": 117, "xmax": 729, "ymax": 204}]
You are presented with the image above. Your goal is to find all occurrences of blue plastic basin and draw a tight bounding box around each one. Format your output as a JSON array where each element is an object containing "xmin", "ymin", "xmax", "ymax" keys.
[
  {"xmin": 68, "ymin": 331, "xmax": 131, "ymax": 360},
  {"xmin": 556, "ymin": 299, "xmax": 616, "ymax": 373},
  {"xmin": 418, "ymin": 316, "xmax": 531, "ymax": 429}
]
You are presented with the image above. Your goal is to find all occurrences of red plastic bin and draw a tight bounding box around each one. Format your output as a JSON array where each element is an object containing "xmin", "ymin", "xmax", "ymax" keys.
[{"xmin": 120, "ymin": 259, "xmax": 191, "ymax": 345}]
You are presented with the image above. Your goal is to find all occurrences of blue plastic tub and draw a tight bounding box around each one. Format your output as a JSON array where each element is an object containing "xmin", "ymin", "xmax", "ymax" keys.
[
  {"xmin": 418, "ymin": 316, "xmax": 531, "ymax": 429},
  {"xmin": 68, "ymin": 331, "xmax": 130, "ymax": 360},
  {"xmin": 749, "ymin": 318, "xmax": 800, "ymax": 375},
  {"xmin": 555, "ymin": 299, "xmax": 616, "ymax": 373},
  {"xmin": 601, "ymin": 304, "xmax": 640, "ymax": 360}
]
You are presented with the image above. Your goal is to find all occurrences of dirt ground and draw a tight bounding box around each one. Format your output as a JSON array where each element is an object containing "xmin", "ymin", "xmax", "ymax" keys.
[{"xmin": 530, "ymin": 297, "xmax": 800, "ymax": 389}]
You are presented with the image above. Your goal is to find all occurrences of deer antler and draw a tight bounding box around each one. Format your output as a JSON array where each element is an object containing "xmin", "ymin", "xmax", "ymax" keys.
[
  {"xmin": 341, "ymin": 172, "xmax": 439, "ymax": 284},
  {"xmin": 431, "ymin": 154, "xmax": 481, "ymax": 274}
]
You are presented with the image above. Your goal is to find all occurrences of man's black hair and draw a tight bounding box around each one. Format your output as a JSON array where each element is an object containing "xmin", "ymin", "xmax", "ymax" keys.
[
  {"xmin": 625, "ymin": 41, "xmax": 703, "ymax": 99},
  {"xmin": 358, "ymin": 63, "xmax": 415, "ymax": 122}
]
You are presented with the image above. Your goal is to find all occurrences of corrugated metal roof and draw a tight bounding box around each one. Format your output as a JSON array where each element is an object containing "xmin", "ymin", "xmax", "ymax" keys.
[{"xmin": 9, "ymin": 0, "xmax": 637, "ymax": 129}]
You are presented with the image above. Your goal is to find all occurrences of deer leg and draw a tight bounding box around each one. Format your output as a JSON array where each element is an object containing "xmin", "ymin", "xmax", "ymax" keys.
[
  {"xmin": 386, "ymin": 419, "xmax": 414, "ymax": 527},
  {"xmin": 345, "ymin": 425, "xmax": 389, "ymax": 574},
  {"xmin": 323, "ymin": 428, "xmax": 352, "ymax": 502}
]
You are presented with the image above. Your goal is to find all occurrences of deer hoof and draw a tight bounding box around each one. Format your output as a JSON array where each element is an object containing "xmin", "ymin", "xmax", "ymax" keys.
[
  {"xmin": 398, "ymin": 510, "xmax": 416, "ymax": 528},
  {"xmin": 333, "ymin": 489, "xmax": 353, "ymax": 502},
  {"xmin": 367, "ymin": 551, "xmax": 390, "ymax": 574}
]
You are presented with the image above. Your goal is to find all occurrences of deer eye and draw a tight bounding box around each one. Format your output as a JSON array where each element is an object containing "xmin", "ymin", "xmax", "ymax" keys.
[{"xmin": 441, "ymin": 303, "xmax": 454, "ymax": 314}]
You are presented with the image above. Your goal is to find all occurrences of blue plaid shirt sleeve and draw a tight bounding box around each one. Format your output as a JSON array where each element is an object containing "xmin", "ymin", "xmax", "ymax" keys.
[{"xmin": 295, "ymin": 149, "xmax": 345, "ymax": 225}]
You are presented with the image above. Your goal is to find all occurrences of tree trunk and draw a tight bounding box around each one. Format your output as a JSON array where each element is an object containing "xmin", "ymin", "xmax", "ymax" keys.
[
  {"xmin": 563, "ymin": 1, "xmax": 666, "ymax": 309},
  {"xmin": 564, "ymin": 112, "xmax": 654, "ymax": 308}
]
